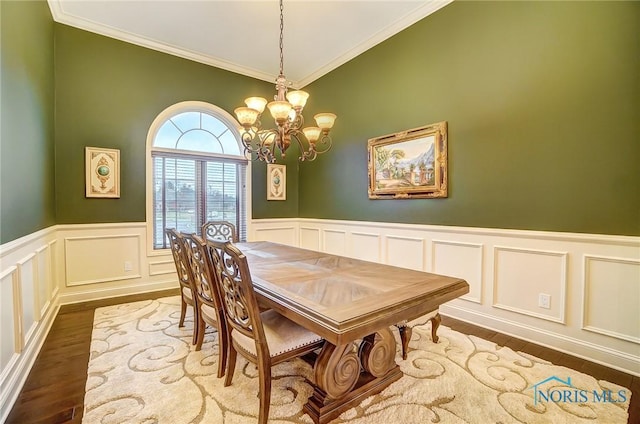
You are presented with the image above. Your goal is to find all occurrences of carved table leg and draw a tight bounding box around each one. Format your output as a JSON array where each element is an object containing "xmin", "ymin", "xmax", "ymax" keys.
[
  {"xmin": 359, "ymin": 327, "xmax": 397, "ymax": 375},
  {"xmin": 430, "ymin": 312, "xmax": 441, "ymax": 343},
  {"xmin": 313, "ymin": 342, "xmax": 360, "ymax": 400},
  {"xmin": 397, "ymin": 325, "xmax": 412, "ymax": 360},
  {"xmin": 304, "ymin": 328, "xmax": 402, "ymax": 424}
]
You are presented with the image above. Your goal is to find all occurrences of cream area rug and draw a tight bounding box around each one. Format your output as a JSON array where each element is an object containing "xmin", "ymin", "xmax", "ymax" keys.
[{"xmin": 83, "ymin": 297, "xmax": 630, "ymax": 424}]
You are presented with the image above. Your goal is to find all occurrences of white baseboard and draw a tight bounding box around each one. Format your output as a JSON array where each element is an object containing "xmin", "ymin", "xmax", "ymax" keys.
[
  {"xmin": 58, "ymin": 280, "xmax": 177, "ymax": 305},
  {"xmin": 440, "ymin": 303, "xmax": 640, "ymax": 377}
]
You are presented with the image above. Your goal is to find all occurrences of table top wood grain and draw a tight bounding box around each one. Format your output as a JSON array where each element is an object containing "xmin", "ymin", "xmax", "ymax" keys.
[{"xmin": 238, "ymin": 241, "xmax": 469, "ymax": 345}]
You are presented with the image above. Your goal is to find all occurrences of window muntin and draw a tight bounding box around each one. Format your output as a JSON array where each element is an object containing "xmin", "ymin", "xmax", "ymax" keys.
[{"xmin": 152, "ymin": 111, "xmax": 241, "ymax": 155}]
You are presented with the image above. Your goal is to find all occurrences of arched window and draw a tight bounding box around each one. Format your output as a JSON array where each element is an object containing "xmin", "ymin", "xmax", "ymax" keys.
[{"xmin": 146, "ymin": 101, "xmax": 248, "ymax": 249}]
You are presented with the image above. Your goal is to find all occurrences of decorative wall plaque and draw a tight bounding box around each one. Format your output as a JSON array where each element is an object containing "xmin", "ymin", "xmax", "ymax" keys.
[
  {"xmin": 267, "ymin": 163, "xmax": 286, "ymax": 201},
  {"xmin": 85, "ymin": 146, "xmax": 120, "ymax": 198}
]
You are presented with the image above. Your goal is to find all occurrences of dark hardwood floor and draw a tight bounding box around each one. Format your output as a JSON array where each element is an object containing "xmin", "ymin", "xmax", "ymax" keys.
[{"xmin": 6, "ymin": 290, "xmax": 639, "ymax": 424}]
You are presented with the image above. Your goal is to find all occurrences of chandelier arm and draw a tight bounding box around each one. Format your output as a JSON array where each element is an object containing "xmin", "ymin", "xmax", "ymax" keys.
[
  {"xmin": 313, "ymin": 134, "xmax": 334, "ymax": 155},
  {"xmin": 290, "ymin": 113, "xmax": 303, "ymax": 131},
  {"xmin": 290, "ymin": 132, "xmax": 311, "ymax": 161}
]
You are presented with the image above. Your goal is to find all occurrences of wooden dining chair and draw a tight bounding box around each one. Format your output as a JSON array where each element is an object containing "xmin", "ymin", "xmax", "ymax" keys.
[
  {"xmin": 207, "ymin": 240, "xmax": 325, "ymax": 424},
  {"xmin": 202, "ymin": 220, "xmax": 238, "ymax": 243},
  {"xmin": 165, "ymin": 228, "xmax": 198, "ymax": 345},
  {"xmin": 181, "ymin": 233, "xmax": 229, "ymax": 378}
]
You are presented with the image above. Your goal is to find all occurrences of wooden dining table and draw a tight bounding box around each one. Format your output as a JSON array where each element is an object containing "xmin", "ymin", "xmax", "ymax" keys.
[{"xmin": 236, "ymin": 241, "xmax": 469, "ymax": 424}]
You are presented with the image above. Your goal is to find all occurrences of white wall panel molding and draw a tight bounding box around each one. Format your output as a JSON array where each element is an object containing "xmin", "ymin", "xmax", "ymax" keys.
[
  {"xmin": 323, "ymin": 229, "xmax": 347, "ymax": 256},
  {"xmin": 492, "ymin": 246, "xmax": 568, "ymax": 324},
  {"xmin": 35, "ymin": 245, "xmax": 50, "ymax": 321},
  {"xmin": 251, "ymin": 220, "xmax": 298, "ymax": 247},
  {"xmin": 299, "ymin": 227, "xmax": 321, "ymax": 251},
  {"xmin": 432, "ymin": 240, "xmax": 483, "ymax": 304},
  {"xmin": 56, "ymin": 223, "xmax": 177, "ymax": 300},
  {"xmin": 350, "ymin": 231, "xmax": 382, "ymax": 263},
  {"xmin": 1, "ymin": 267, "xmax": 22, "ymax": 356},
  {"xmin": 64, "ymin": 234, "xmax": 142, "ymax": 286},
  {"xmin": 148, "ymin": 257, "xmax": 176, "ymax": 276},
  {"xmin": 16, "ymin": 253, "xmax": 38, "ymax": 349},
  {"xmin": 582, "ymin": 255, "xmax": 640, "ymax": 344},
  {"xmin": 385, "ymin": 235, "xmax": 425, "ymax": 271}
]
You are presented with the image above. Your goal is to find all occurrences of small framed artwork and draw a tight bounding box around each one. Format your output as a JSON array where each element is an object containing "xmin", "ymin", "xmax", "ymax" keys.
[
  {"xmin": 267, "ymin": 163, "xmax": 286, "ymax": 201},
  {"xmin": 368, "ymin": 121, "xmax": 448, "ymax": 199},
  {"xmin": 85, "ymin": 146, "xmax": 120, "ymax": 198}
]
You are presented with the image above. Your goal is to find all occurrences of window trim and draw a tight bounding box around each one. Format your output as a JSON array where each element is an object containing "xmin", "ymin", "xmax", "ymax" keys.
[{"xmin": 145, "ymin": 101, "xmax": 252, "ymax": 256}]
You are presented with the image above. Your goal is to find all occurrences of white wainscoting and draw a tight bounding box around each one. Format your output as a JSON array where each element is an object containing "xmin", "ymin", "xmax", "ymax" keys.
[
  {"xmin": 2, "ymin": 219, "xmax": 639, "ymax": 421},
  {"xmin": 0, "ymin": 223, "xmax": 179, "ymax": 421},
  {"xmin": 0, "ymin": 228, "xmax": 58, "ymax": 423},
  {"xmin": 55, "ymin": 223, "xmax": 177, "ymax": 304},
  {"xmin": 250, "ymin": 218, "xmax": 640, "ymax": 376}
]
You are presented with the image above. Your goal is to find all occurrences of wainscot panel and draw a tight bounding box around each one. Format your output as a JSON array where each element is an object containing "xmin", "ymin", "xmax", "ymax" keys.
[
  {"xmin": 0, "ymin": 228, "xmax": 59, "ymax": 423},
  {"xmin": 251, "ymin": 218, "xmax": 640, "ymax": 376}
]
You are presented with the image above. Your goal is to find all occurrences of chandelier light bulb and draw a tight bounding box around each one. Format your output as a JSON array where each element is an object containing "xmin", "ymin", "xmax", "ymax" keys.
[
  {"xmin": 245, "ymin": 97, "xmax": 268, "ymax": 114},
  {"xmin": 234, "ymin": 107, "xmax": 259, "ymax": 127},
  {"xmin": 286, "ymin": 90, "xmax": 309, "ymax": 109},
  {"xmin": 302, "ymin": 127, "xmax": 321, "ymax": 144},
  {"xmin": 314, "ymin": 113, "xmax": 337, "ymax": 131},
  {"xmin": 268, "ymin": 101, "xmax": 293, "ymax": 124}
]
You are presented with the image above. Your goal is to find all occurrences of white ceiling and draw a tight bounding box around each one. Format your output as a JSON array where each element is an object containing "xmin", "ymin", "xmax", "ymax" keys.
[{"xmin": 48, "ymin": 0, "xmax": 452, "ymax": 88}]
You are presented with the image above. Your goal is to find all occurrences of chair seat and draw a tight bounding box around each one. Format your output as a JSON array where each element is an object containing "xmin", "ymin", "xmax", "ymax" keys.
[
  {"xmin": 182, "ymin": 286, "xmax": 193, "ymax": 302},
  {"xmin": 201, "ymin": 303, "xmax": 218, "ymax": 324},
  {"xmin": 233, "ymin": 310, "xmax": 323, "ymax": 357}
]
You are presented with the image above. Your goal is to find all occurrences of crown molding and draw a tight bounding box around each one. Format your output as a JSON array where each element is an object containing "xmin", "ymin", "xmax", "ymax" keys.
[{"xmin": 47, "ymin": 0, "xmax": 452, "ymax": 87}]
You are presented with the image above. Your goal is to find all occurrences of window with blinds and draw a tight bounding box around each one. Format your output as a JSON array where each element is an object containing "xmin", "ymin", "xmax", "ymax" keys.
[{"xmin": 150, "ymin": 108, "xmax": 247, "ymax": 249}]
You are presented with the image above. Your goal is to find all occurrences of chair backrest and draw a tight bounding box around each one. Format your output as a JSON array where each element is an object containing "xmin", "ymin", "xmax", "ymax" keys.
[
  {"xmin": 165, "ymin": 228, "xmax": 191, "ymax": 290},
  {"xmin": 207, "ymin": 240, "xmax": 268, "ymax": 356},
  {"xmin": 182, "ymin": 233, "xmax": 224, "ymax": 310},
  {"xmin": 202, "ymin": 221, "xmax": 238, "ymax": 243}
]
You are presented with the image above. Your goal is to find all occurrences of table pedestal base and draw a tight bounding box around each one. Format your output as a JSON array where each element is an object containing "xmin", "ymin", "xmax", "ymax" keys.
[{"xmin": 303, "ymin": 366, "xmax": 402, "ymax": 424}]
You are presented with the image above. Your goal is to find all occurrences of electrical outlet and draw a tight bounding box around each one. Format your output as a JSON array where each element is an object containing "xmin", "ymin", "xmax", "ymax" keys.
[
  {"xmin": 538, "ymin": 293, "xmax": 551, "ymax": 309},
  {"xmin": 124, "ymin": 261, "xmax": 133, "ymax": 272}
]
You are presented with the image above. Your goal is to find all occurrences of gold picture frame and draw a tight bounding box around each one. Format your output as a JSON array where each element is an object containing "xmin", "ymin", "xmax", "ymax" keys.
[
  {"xmin": 368, "ymin": 121, "xmax": 448, "ymax": 199},
  {"xmin": 267, "ymin": 163, "xmax": 286, "ymax": 201},
  {"xmin": 85, "ymin": 146, "xmax": 120, "ymax": 198}
]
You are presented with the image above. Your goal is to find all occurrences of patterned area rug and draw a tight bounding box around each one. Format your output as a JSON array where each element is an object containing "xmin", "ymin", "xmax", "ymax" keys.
[{"xmin": 83, "ymin": 297, "xmax": 630, "ymax": 423}]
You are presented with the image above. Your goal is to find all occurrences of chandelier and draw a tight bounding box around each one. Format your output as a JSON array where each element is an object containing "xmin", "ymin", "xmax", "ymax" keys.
[{"xmin": 234, "ymin": 0, "xmax": 337, "ymax": 163}]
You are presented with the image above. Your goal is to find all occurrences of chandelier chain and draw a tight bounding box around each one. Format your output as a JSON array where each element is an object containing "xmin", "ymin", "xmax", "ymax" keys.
[{"xmin": 279, "ymin": 0, "xmax": 284, "ymax": 76}]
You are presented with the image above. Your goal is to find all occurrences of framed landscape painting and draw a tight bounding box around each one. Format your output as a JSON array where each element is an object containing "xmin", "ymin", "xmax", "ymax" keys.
[
  {"xmin": 85, "ymin": 146, "xmax": 120, "ymax": 198},
  {"xmin": 368, "ymin": 121, "xmax": 448, "ymax": 199}
]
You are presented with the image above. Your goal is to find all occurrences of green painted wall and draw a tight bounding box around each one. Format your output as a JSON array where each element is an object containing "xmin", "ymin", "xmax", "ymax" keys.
[
  {"xmin": 54, "ymin": 24, "xmax": 298, "ymax": 224},
  {"xmin": 301, "ymin": 1, "xmax": 639, "ymax": 236},
  {"xmin": 0, "ymin": 0, "xmax": 56, "ymax": 244},
  {"xmin": 2, "ymin": 1, "xmax": 637, "ymax": 243}
]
